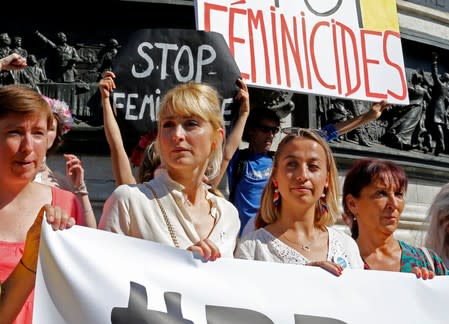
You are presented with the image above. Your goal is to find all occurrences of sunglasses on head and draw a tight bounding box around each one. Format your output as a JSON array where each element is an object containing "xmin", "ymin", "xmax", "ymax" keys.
[{"xmin": 257, "ymin": 125, "xmax": 280, "ymax": 134}]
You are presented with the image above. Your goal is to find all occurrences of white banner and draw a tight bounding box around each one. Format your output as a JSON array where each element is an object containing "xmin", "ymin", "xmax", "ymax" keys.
[
  {"xmin": 34, "ymin": 223, "xmax": 448, "ymax": 323},
  {"xmin": 195, "ymin": 0, "xmax": 409, "ymax": 104}
]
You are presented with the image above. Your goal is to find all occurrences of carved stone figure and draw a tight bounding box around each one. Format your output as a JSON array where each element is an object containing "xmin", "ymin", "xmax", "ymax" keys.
[
  {"xmin": 0, "ymin": 33, "xmax": 11, "ymax": 58},
  {"xmin": 382, "ymin": 72, "xmax": 431, "ymax": 150},
  {"xmin": 11, "ymin": 36, "xmax": 28, "ymax": 58},
  {"xmin": 18, "ymin": 54, "xmax": 48, "ymax": 92},
  {"xmin": 35, "ymin": 31, "xmax": 81, "ymax": 82},
  {"xmin": 427, "ymin": 53, "xmax": 449, "ymax": 156},
  {"xmin": 0, "ymin": 32, "xmax": 15, "ymax": 85},
  {"xmin": 96, "ymin": 38, "xmax": 119, "ymax": 76}
]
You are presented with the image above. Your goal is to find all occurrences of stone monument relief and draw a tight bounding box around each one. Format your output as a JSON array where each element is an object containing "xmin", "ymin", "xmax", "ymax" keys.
[
  {"xmin": 0, "ymin": 31, "xmax": 122, "ymax": 128},
  {"xmin": 317, "ymin": 53, "xmax": 449, "ymax": 159}
]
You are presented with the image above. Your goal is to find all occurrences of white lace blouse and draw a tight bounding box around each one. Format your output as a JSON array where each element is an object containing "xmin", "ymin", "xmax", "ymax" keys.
[{"xmin": 235, "ymin": 227, "xmax": 364, "ymax": 269}]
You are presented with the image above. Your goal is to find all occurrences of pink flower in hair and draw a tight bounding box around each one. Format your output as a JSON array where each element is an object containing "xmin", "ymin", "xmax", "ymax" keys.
[{"xmin": 42, "ymin": 95, "xmax": 74, "ymax": 134}]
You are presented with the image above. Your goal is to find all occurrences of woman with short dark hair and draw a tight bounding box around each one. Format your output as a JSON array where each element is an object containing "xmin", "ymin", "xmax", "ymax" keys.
[{"xmin": 343, "ymin": 159, "xmax": 448, "ymax": 278}]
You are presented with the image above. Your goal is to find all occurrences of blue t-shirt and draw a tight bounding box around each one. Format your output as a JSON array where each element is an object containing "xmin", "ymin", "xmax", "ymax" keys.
[
  {"xmin": 228, "ymin": 151, "xmax": 273, "ymax": 232},
  {"xmin": 228, "ymin": 124, "xmax": 339, "ymax": 233}
]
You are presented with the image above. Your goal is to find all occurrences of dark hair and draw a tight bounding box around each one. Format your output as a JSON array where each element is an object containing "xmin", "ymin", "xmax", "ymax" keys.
[
  {"xmin": 342, "ymin": 159, "xmax": 408, "ymax": 239},
  {"xmin": 242, "ymin": 107, "xmax": 280, "ymax": 142}
]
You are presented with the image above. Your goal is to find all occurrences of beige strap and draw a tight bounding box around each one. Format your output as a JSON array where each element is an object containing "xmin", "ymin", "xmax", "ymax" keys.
[
  {"xmin": 421, "ymin": 247, "xmax": 436, "ymax": 272},
  {"xmin": 145, "ymin": 184, "xmax": 180, "ymax": 248}
]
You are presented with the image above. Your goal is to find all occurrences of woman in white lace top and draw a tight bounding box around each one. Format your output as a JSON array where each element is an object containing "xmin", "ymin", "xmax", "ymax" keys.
[{"xmin": 235, "ymin": 128, "xmax": 363, "ymax": 275}]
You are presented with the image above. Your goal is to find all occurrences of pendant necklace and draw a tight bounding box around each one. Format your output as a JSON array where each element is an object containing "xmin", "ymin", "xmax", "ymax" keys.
[{"xmin": 281, "ymin": 233, "xmax": 312, "ymax": 252}]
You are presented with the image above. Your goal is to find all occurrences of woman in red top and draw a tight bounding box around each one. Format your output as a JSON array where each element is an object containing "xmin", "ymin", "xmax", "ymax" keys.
[{"xmin": 0, "ymin": 55, "xmax": 86, "ymax": 323}]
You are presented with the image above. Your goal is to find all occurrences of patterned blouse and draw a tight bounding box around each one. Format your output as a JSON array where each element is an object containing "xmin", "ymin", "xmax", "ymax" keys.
[
  {"xmin": 363, "ymin": 240, "xmax": 449, "ymax": 275},
  {"xmin": 235, "ymin": 227, "xmax": 364, "ymax": 269}
]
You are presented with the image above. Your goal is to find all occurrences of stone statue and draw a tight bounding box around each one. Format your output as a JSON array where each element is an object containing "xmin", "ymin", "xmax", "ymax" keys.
[
  {"xmin": 0, "ymin": 33, "xmax": 11, "ymax": 58},
  {"xmin": 18, "ymin": 54, "xmax": 48, "ymax": 92},
  {"xmin": 427, "ymin": 52, "xmax": 449, "ymax": 156},
  {"xmin": 34, "ymin": 31, "xmax": 81, "ymax": 82},
  {"xmin": 11, "ymin": 36, "xmax": 28, "ymax": 58},
  {"xmin": 0, "ymin": 32, "xmax": 15, "ymax": 85},
  {"xmin": 382, "ymin": 71, "xmax": 431, "ymax": 150},
  {"xmin": 96, "ymin": 38, "xmax": 119, "ymax": 76}
]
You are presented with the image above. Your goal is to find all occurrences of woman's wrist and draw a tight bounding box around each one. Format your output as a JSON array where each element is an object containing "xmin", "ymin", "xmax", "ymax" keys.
[
  {"xmin": 19, "ymin": 258, "xmax": 37, "ymax": 275},
  {"xmin": 73, "ymin": 182, "xmax": 89, "ymax": 196}
]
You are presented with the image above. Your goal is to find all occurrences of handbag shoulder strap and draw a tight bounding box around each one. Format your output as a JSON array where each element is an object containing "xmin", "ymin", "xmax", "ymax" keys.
[{"xmin": 145, "ymin": 183, "xmax": 180, "ymax": 248}]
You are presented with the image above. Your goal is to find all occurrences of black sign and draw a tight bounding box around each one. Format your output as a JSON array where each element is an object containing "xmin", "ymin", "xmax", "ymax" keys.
[{"xmin": 110, "ymin": 28, "xmax": 241, "ymax": 135}]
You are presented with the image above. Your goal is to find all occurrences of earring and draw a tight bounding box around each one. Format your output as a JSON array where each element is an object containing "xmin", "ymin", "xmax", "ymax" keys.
[
  {"xmin": 273, "ymin": 180, "xmax": 280, "ymax": 207},
  {"xmin": 319, "ymin": 192, "xmax": 328, "ymax": 215}
]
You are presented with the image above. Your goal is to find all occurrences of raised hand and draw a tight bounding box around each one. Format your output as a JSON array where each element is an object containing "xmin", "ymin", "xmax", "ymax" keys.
[
  {"xmin": 0, "ymin": 53, "xmax": 27, "ymax": 71},
  {"xmin": 64, "ymin": 154, "xmax": 85, "ymax": 191},
  {"xmin": 99, "ymin": 71, "xmax": 116, "ymax": 99},
  {"xmin": 235, "ymin": 78, "xmax": 250, "ymax": 117}
]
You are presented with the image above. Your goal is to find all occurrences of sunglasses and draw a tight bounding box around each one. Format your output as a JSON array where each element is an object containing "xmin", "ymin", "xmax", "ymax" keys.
[{"xmin": 257, "ymin": 125, "xmax": 280, "ymax": 134}]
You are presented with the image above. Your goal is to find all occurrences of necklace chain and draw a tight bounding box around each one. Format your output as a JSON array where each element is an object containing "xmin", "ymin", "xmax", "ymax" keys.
[
  {"xmin": 281, "ymin": 233, "xmax": 315, "ymax": 252},
  {"xmin": 146, "ymin": 184, "xmax": 180, "ymax": 248}
]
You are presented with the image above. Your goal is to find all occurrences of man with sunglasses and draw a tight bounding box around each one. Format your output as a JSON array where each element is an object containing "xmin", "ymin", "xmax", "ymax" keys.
[{"xmin": 214, "ymin": 95, "xmax": 389, "ymax": 236}]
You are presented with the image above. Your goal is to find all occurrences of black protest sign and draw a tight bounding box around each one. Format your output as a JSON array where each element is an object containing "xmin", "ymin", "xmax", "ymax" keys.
[{"xmin": 111, "ymin": 28, "xmax": 241, "ymax": 135}]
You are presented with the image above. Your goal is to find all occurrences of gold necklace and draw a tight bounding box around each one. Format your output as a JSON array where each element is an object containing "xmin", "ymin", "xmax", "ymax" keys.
[
  {"xmin": 146, "ymin": 184, "xmax": 180, "ymax": 248},
  {"xmin": 281, "ymin": 233, "xmax": 314, "ymax": 252}
]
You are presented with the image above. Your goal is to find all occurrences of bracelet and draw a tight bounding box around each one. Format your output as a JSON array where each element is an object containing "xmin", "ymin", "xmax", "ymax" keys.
[
  {"xmin": 73, "ymin": 182, "xmax": 89, "ymax": 196},
  {"xmin": 83, "ymin": 208, "xmax": 93, "ymax": 214},
  {"xmin": 20, "ymin": 259, "xmax": 36, "ymax": 275}
]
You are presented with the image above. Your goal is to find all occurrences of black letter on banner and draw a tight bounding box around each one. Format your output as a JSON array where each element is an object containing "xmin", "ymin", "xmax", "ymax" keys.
[
  {"xmin": 111, "ymin": 282, "xmax": 194, "ymax": 323},
  {"xmin": 304, "ymin": 0, "xmax": 342, "ymax": 16},
  {"xmin": 206, "ymin": 305, "xmax": 274, "ymax": 323}
]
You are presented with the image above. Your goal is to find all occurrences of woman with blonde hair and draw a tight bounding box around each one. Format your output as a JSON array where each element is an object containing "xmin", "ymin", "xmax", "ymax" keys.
[
  {"xmin": 99, "ymin": 81, "xmax": 240, "ymax": 259},
  {"xmin": 236, "ymin": 128, "xmax": 363, "ymax": 275},
  {"xmin": 425, "ymin": 183, "xmax": 449, "ymax": 268}
]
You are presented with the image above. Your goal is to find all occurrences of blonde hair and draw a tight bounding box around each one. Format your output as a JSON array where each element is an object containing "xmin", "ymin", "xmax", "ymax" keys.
[
  {"xmin": 156, "ymin": 82, "xmax": 224, "ymax": 179},
  {"xmin": 256, "ymin": 129, "xmax": 340, "ymax": 229},
  {"xmin": 425, "ymin": 183, "xmax": 449, "ymax": 266}
]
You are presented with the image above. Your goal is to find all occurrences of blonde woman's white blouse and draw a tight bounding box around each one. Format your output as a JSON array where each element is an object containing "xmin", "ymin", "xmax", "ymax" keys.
[{"xmin": 99, "ymin": 170, "xmax": 240, "ymax": 257}]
